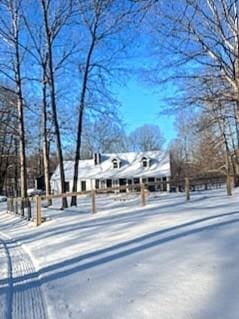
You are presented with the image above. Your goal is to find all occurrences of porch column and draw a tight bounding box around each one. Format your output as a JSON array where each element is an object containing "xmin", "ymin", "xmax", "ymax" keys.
[{"xmin": 166, "ymin": 176, "xmax": 170, "ymax": 192}]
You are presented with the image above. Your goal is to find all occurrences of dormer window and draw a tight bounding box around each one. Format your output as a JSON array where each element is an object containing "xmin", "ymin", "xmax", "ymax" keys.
[
  {"xmin": 141, "ymin": 156, "xmax": 150, "ymax": 168},
  {"xmin": 112, "ymin": 158, "xmax": 121, "ymax": 169}
]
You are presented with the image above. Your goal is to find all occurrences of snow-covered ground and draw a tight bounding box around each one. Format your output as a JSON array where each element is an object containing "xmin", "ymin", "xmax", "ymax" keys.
[{"xmin": 0, "ymin": 188, "xmax": 239, "ymax": 319}]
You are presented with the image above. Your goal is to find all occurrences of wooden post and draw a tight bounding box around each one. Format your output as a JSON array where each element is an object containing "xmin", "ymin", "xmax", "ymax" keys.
[
  {"xmin": 27, "ymin": 198, "xmax": 32, "ymax": 221},
  {"xmin": 141, "ymin": 183, "xmax": 146, "ymax": 207},
  {"xmin": 16, "ymin": 198, "xmax": 19, "ymax": 214},
  {"xmin": 35, "ymin": 195, "xmax": 42, "ymax": 226},
  {"xmin": 91, "ymin": 190, "xmax": 96, "ymax": 214},
  {"xmin": 20, "ymin": 198, "xmax": 24, "ymax": 217},
  {"xmin": 13, "ymin": 198, "xmax": 17, "ymax": 214},
  {"xmin": 7, "ymin": 198, "xmax": 10, "ymax": 213},
  {"xmin": 10, "ymin": 197, "xmax": 14, "ymax": 213},
  {"xmin": 185, "ymin": 177, "xmax": 190, "ymax": 201},
  {"xmin": 226, "ymin": 175, "xmax": 232, "ymax": 196}
]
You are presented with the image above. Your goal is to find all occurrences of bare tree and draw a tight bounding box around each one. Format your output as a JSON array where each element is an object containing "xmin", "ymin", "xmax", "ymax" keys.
[
  {"xmin": 23, "ymin": 8, "xmax": 51, "ymax": 206},
  {"xmin": 40, "ymin": 0, "xmax": 74, "ymax": 208},
  {"xmin": 0, "ymin": 86, "xmax": 18, "ymax": 195},
  {"xmin": 39, "ymin": 52, "xmax": 52, "ymax": 205},
  {"xmin": 71, "ymin": 0, "xmax": 137, "ymax": 206},
  {"xmin": 150, "ymin": 1, "xmax": 239, "ymax": 128},
  {"xmin": 0, "ymin": 0, "xmax": 28, "ymax": 212},
  {"xmin": 128, "ymin": 124, "xmax": 165, "ymax": 152},
  {"xmin": 81, "ymin": 114, "xmax": 127, "ymax": 157},
  {"xmin": 139, "ymin": 0, "xmax": 239, "ymax": 192}
]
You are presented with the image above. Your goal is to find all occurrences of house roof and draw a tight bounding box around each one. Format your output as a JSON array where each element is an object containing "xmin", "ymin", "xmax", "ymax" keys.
[{"xmin": 51, "ymin": 151, "xmax": 170, "ymax": 181}]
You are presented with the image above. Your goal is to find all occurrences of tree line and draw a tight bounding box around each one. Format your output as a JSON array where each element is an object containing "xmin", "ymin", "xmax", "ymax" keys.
[
  {"xmin": 144, "ymin": 0, "xmax": 239, "ymax": 193},
  {"xmin": 1, "ymin": 0, "xmax": 239, "ymax": 210},
  {"xmin": 0, "ymin": 0, "xmax": 145, "ymax": 209}
]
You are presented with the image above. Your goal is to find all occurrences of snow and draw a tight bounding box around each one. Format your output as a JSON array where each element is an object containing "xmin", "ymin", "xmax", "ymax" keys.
[{"xmin": 0, "ymin": 188, "xmax": 239, "ymax": 318}]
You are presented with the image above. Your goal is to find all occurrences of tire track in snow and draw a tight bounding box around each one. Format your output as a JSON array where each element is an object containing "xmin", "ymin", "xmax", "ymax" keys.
[
  {"xmin": 0, "ymin": 238, "xmax": 13, "ymax": 319},
  {"xmin": 0, "ymin": 235, "xmax": 48, "ymax": 319}
]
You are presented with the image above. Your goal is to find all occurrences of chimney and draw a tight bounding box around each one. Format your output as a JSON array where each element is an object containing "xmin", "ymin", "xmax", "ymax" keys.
[{"xmin": 94, "ymin": 153, "xmax": 101, "ymax": 165}]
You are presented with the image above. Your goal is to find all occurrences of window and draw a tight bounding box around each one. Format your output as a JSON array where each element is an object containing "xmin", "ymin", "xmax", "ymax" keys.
[
  {"xmin": 162, "ymin": 176, "xmax": 167, "ymax": 191},
  {"xmin": 95, "ymin": 179, "xmax": 99, "ymax": 189},
  {"xmin": 148, "ymin": 177, "xmax": 155, "ymax": 191},
  {"xmin": 119, "ymin": 179, "xmax": 127, "ymax": 192},
  {"xmin": 141, "ymin": 156, "xmax": 150, "ymax": 168},
  {"xmin": 128, "ymin": 179, "xmax": 132, "ymax": 185},
  {"xmin": 112, "ymin": 158, "xmax": 121, "ymax": 169},
  {"xmin": 101, "ymin": 180, "xmax": 106, "ymax": 189},
  {"xmin": 133, "ymin": 178, "xmax": 140, "ymax": 191},
  {"xmin": 106, "ymin": 179, "xmax": 112, "ymax": 188},
  {"xmin": 81, "ymin": 181, "xmax": 86, "ymax": 192}
]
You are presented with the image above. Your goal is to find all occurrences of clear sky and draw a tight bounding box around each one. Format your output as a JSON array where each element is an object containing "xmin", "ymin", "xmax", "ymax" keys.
[{"xmin": 115, "ymin": 79, "xmax": 177, "ymax": 147}]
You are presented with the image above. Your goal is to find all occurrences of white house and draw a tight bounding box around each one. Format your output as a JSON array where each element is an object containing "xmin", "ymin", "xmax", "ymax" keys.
[{"xmin": 50, "ymin": 150, "xmax": 171, "ymax": 194}]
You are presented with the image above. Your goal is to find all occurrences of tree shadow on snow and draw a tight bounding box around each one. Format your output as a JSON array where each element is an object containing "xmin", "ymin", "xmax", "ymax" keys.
[{"xmin": 5, "ymin": 210, "xmax": 239, "ymax": 292}]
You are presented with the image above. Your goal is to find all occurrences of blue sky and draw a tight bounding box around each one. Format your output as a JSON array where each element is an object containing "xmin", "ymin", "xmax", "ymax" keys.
[{"xmin": 115, "ymin": 80, "xmax": 177, "ymax": 147}]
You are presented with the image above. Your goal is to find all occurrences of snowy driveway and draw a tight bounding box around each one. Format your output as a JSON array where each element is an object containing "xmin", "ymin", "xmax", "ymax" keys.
[{"xmin": 0, "ymin": 233, "xmax": 48, "ymax": 319}]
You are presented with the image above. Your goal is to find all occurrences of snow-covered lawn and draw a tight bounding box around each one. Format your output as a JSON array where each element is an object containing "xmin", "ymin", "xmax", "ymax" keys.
[{"xmin": 0, "ymin": 188, "xmax": 239, "ymax": 319}]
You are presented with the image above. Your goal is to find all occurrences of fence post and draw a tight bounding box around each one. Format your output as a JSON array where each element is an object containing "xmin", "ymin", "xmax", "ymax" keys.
[
  {"xmin": 7, "ymin": 198, "xmax": 10, "ymax": 213},
  {"xmin": 226, "ymin": 175, "xmax": 232, "ymax": 196},
  {"xmin": 15, "ymin": 198, "xmax": 19, "ymax": 214},
  {"xmin": 20, "ymin": 198, "xmax": 24, "ymax": 217},
  {"xmin": 141, "ymin": 183, "xmax": 146, "ymax": 207},
  {"xmin": 91, "ymin": 190, "xmax": 96, "ymax": 214},
  {"xmin": 185, "ymin": 177, "xmax": 190, "ymax": 201},
  {"xmin": 27, "ymin": 198, "xmax": 32, "ymax": 221},
  {"xmin": 13, "ymin": 198, "xmax": 17, "ymax": 214},
  {"xmin": 35, "ymin": 195, "xmax": 42, "ymax": 226},
  {"xmin": 10, "ymin": 197, "xmax": 14, "ymax": 213}
]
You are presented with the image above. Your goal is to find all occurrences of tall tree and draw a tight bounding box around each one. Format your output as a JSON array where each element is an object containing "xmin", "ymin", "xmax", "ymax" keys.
[
  {"xmin": 128, "ymin": 124, "xmax": 165, "ymax": 152},
  {"xmin": 0, "ymin": 0, "xmax": 28, "ymax": 209},
  {"xmin": 81, "ymin": 114, "xmax": 127, "ymax": 157},
  {"xmin": 40, "ymin": 0, "xmax": 74, "ymax": 208},
  {"xmin": 147, "ymin": 0, "xmax": 239, "ymax": 137},
  {"xmin": 71, "ymin": 0, "xmax": 137, "ymax": 206},
  {"xmin": 0, "ymin": 86, "xmax": 18, "ymax": 195}
]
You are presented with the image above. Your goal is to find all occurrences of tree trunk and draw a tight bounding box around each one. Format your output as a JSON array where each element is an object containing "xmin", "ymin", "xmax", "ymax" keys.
[
  {"xmin": 71, "ymin": 38, "xmax": 96, "ymax": 206},
  {"xmin": 13, "ymin": 14, "xmax": 28, "ymax": 216},
  {"xmin": 47, "ymin": 54, "xmax": 68, "ymax": 209},
  {"xmin": 71, "ymin": 106, "xmax": 84, "ymax": 206},
  {"xmin": 41, "ymin": 0, "xmax": 67, "ymax": 209},
  {"xmin": 14, "ymin": 138, "xmax": 18, "ymax": 197},
  {"xmin": 42, "ymin": 67, "xmax": 52, "ymax": 206}
]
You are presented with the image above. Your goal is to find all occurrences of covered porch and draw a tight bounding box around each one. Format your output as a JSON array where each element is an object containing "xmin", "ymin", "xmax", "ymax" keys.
[{"xmin": 94, "ymin": 176, "xmax": 170, "ymax": 192}]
